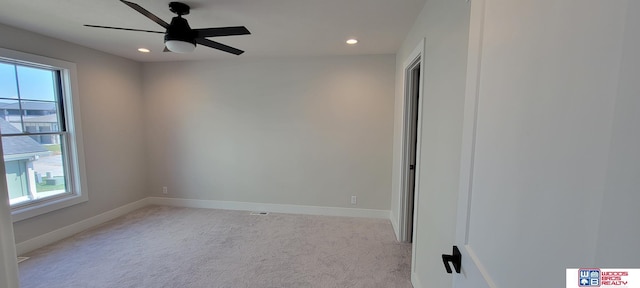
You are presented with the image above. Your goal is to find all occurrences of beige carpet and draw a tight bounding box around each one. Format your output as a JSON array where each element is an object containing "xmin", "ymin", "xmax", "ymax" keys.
[{"xmin": 18, "ymin": 206, "xmax": 413, "ymax": 288}]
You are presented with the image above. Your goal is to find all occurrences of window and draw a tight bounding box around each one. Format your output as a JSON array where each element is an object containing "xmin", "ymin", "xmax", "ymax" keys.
[{"xmin": 0, "ymin": 48, "xmax": 87, "ymax": 222}]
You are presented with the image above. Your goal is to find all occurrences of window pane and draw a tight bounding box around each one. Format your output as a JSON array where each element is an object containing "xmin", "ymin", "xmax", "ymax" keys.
[
  {"xmin": 3, "ymin": 134, "xmax": 67, "ymax": 206},
  {"xmin": 0, "ymin": 102, "xmax": 24, "ymax": 134},
  {"xmin": 0, "ymin": 63, "xmax": 18, "ymax": 99},
  {"xmin": 21, "ymin": 100, "xmax": 61, "ymax": 133},
  {"xmin": 16, "ymin": 66, "xmax": 57, "ymax": 102}
]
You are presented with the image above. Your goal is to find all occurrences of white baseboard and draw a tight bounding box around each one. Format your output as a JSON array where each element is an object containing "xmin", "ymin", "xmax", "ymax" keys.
[
  {"xmin": 148, "ymin": 197, "xmax": 391, "ymax": 219},
  {"xmin": 412, "ymin": 272, "xmax": 423, "ymax": 288},
  {"xmin": 15, "ymin": 197, "xmax": 391, "ymax": 255},
  {"xmin": 15, "ymin": 198, "xmax": 149, "ymax": 255},
  {"xmin": 390, "ymin": 212, "xmax": 401, "ymax": 241}
]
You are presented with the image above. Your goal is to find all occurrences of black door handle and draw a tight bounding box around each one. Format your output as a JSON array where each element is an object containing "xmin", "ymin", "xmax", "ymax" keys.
[{"xmin": 442, "ymin": 246, "xmax": 461, "ymax": 274}]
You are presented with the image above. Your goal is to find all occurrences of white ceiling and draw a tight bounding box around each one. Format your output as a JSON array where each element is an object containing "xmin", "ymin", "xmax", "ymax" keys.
[{"xmin": 0, "ymin": 0, "xmax": 426, "ymax": 62}]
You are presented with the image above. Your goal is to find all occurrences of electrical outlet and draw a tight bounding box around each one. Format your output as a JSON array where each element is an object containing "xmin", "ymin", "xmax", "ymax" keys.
[
  {"xmin": 162, "ymin": 186, "xmax": 168, "ymax": 194},
  {"xmin": 351, "ymin": 196, "xmax": 357, "ymax": 205}
]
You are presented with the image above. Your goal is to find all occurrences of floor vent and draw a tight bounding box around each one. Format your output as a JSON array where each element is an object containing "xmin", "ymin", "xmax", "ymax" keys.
[
  {"xmin": 17, "ymin": 257, "xmax": 29, "ymax": 263},
  {"xmin": 250, "ymin": 212, "xmax": 269, "ymax": 216}
]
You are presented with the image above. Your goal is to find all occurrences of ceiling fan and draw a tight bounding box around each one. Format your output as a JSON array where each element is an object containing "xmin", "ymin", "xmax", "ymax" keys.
[{"xmin": 85, "ymin": 0, "xmax": 250, "ymax": 55}]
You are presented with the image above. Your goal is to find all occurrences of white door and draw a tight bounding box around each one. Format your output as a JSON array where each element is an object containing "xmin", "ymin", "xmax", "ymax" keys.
[{"xmin": 450, "ymin": 0, "xmax": 632, "ymax": 287}]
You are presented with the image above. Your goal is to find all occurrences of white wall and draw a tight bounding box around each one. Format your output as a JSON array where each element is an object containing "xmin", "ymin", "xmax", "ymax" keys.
[
  {"xmin": 0, "ymin": 24, "xmax": 148, "ymax": 244},
  {"xmin": 143, "ymin": 55, "xmax": 395, "ymax": 210},
  {"xmin": 391, "ymin": 0, "xmax": 471, "ymax": 287}
]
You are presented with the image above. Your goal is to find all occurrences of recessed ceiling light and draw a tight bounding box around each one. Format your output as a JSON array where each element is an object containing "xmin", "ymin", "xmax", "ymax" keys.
[
  {"xmin": 138, "ymin": 48, "xmax": 151, "ymax": 53},
  {"xmin": 346, "ymin": 39, "xmax": 358, "ymax": 45}
]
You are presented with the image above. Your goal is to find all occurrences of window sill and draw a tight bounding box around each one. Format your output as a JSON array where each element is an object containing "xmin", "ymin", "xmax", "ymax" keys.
[{"xmin": 11, "ymin": 193, "xmax": 88, "ymax": 222}]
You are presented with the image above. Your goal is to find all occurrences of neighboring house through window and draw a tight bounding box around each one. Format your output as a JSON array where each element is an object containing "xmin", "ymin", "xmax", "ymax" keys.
[
  {"xmin": 0, "ymin": 48, "xmax": 87, "ymax": 222},
  {"xmin": 1, "ymin": 118, "xmax": 52, "ymax": 203}
]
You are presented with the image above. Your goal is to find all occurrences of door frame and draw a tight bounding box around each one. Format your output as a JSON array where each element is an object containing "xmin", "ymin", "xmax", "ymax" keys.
[
  {"xmin": 0, "ymin": 143, "xmax": 20, "ymax": 288},
  {"xmin": 398, "ymin": 39, "xmax": 425, "ymax": 245},
  {"xmin": 453, "ymin": 0, "xmax": 497, "ymax": 286}
]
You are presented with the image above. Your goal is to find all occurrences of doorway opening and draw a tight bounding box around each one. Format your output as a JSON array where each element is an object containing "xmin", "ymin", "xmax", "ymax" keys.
[{"xmin": 400, "ymin": 53, "xmax": 422, "ymax": 243}]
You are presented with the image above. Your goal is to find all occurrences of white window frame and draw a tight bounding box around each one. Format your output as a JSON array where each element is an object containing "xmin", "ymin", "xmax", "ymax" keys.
[{"xmin": 0, "ymin": 48, "xmax": 88, "ymax": 222}]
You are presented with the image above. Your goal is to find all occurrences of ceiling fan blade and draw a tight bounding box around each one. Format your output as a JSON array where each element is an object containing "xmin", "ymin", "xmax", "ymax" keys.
[
  {"xmin": 194, "ymin": 26, "xmax": 251, "ymax": 38},
  {"xmin": 120, "ymin": 0, "xmax": 169, "ymax": 29},
  {"xmin": 84, "ymin": 25, "xmax": 164, "ymax": 34},
  {"xmin": 195, "ymin": 38, "xmax": 244, "ymax": 55}
]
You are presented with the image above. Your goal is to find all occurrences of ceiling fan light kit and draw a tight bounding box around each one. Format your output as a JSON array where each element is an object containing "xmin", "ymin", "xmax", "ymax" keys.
[
  {"xmin": 165, "ymin": 40, "xmax": 195, "ymax": 53},
  {"xmin": 164, "ymin": 15, "xmax": 196, "ymax": 53},
  {"xmin": 85, "ymin": 0, "xmax": 250, "ymax": 55}
]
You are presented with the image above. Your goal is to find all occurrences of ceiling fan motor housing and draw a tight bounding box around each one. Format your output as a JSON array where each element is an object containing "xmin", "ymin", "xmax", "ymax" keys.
[{"xmin": 164, "ymin": 16, "xmax": 196, "ymax": 44}]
